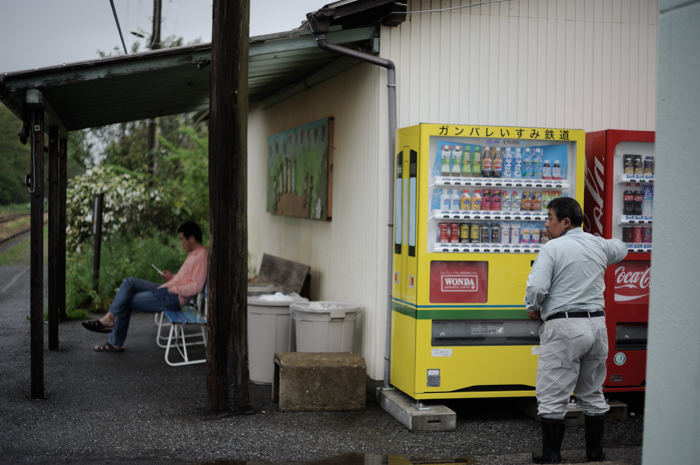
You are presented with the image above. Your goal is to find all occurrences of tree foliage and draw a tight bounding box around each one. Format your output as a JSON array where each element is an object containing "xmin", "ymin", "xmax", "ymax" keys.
[{"xmin": 0, "ymin": 103, "xmax": 94, "ymax": 206}]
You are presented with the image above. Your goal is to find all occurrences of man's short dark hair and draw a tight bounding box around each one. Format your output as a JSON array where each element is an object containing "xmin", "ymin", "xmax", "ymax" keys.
[
  {"xmin": 178, "ymin": 221, "xmax": 203, "ymax": 243},
  {"xmin": 547, "ymin": 197, "xmax": 583, "ymax": 227}
]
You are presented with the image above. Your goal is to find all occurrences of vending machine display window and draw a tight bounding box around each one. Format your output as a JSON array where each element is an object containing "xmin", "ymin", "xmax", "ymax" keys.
[{"xmin": 426, "ymin": 135, "xmax": 580, "ymax": 254}]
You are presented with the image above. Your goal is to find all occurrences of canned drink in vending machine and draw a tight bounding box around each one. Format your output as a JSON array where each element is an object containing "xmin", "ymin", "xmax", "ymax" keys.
[
  {"xmin": 500, "ymin": 223, "xmax": 511, "ymax": 244},
  {"xmin": 521, "ymin": 228, "xmax": 531, "ymax": 244},
  {"xmin": 490, "ymin": 225, "xmax": 500, "ymax": 244},
  {"xmin": 642, "ymin": 226, "xmax": 652, "ymax": 243},
  {"xmin": 632, "ymin": 225, "xmax": 642, "ymax": 244},
  {"xmin": 531, "ymin": 229, "xmax": 541, "ymax": 244},
  {"xmin": 622, "ymin": 226, "xmax": 633, "ymax": 243},
  {"xmin": 438, "ymin": 222, "xmax": 449, "ymax": 243},
  {"xmin": 460, "ymin": 223, "xmax": 470, "ymax": 243},
  {"xmin": 470, "ymin": 223, "xmax": 480, "ymax": 243},
  {"xmin": 450, "ymin": 223, "xmax": 460, "ymax": 243},
  {"xmin": 480, "ymin": 224, "xmax": 490, "ymax": 243},
  {"xmin": 633, "ymin": 155, "xmax": 643, "ymax": 176}
]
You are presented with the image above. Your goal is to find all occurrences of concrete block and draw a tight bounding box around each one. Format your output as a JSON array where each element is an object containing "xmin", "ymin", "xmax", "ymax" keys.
[
  {"xmin": 377, "ymin": 388, "xmax": 456, "ymax": 432},
  {"xmin": 273, "ymin": 352, "xmax": 366, "ymax": 412},
  {"xmin": 518, "ymin": 398, "xmax": 628, "ymax": 427}
]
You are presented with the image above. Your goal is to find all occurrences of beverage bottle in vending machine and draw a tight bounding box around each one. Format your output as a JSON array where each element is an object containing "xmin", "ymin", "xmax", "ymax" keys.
[
  {"xmin": 511, "ymin": 190, "xmax": 522, "ymax": 210},
  {"xmin": 513, "ymin": 148, "xmax": 523, "ymax": 179},
  {"xmin": 541, "ymin": 191, "xmax": 553, "ymax": 211},
  {"xmin": 521, "ymin": 191, "xmax": 532, "ymax": 211},
  {"xmin": 441, "ymin": 145, "xmax": 452, "ymax": 176},
  {"xmin": 472, "ymin": 190, "xmax": 482, "ymax": 210},
  {"xmin": 461, "ymin": 190, "xmax": 472, "ymax": 210},
  {"xmin": 492, "ymin": 147, "xmax": 503, "ymax": 178},
  {"xmin": 532, "ymin": 191, "xmax": 542, "ymax": 211},
  {"xmin": 642, "ymin": 185, "xmax": 653, "ymax": 217},
  {"xmin": 482, "ymin": 189, "xmax": 492, "ymax": 210},
  {"xmin": 501, "ymin": 191, "xmax": 512, "ymax": 210},
  {"xmin": 440, "ymin": 189, "xmax": 451, "ymax": 211},
  {"xmin": 473, "ymin": 147, "xmax": 482, "ymax": 176},
  {"xmin": 482, "ymin": 147, "xmax": 493, "ymax": 177},
  {"xmin": 552, "ymin": 160, "xmax": 562, "ymax": 180},
  {"xmin": 533, "ymin": 148, "xmax": 543, "ymax": 179},
  {"xmin": 500, "ymin": 223, "xmax": 511, "ymax": 244},
  {"xmin": 522, "ymin": 148, "xmax": 533, "ymax": 178},
  {"xmin": 510, "ymin": 223, "xmax": 521, "ymax": 244},
  {"xmin": 623, "ymin": 184, "xmax": 634, "ymax": 215},
  {"xmin": 503, "ymin": 148, "xmax": 513, "ymax": 178},
  {"xmin": 532, "ymin": 229, "xmax": 541, "ymax": 244},
  {"xmin": 451, "ymin": 145, "xmax": 463, "ymax": 177},
  {"xmin": 450, "ymin": 190, "xmax": 462, "ymax": 211},
  {"xmin": 623, "ymin": 156, "xmax": 634, "ymax": 175},
  {"xmin": 633, "ymin": 185, "xmax": 644, "ymax": 215},
  {"xmin": 462, "ymin": 146, "xmax": 472, "ymax": 177},
  {"xmin": 492, "ymin": 190, "xmax": 502, "ymax": 210},
  {"xmin": 542, "ymin": 160, "xmax": 552, "ymax": 179},
  {"xmin": 521, "ymin": 228, "xmax": 531, "ymax": 243}
]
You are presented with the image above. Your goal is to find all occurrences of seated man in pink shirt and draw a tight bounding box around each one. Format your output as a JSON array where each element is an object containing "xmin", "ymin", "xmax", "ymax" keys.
[{"xmin": 82, "ymin": 221, "xmax": 207, "ymax": 353}]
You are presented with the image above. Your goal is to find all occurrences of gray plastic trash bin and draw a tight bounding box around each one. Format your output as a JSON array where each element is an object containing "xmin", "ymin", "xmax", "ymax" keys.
[
  {"xmin": 291, "ymin": 301, "xmax": 360, "ymax": 353},
  {"xmin": 247, "ymin": 295, "xmax": 305, "ymax": 384}
]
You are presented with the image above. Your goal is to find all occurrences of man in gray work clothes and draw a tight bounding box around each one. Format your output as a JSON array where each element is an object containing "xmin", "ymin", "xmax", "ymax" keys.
[{"xmin": 525, "ymin": 197, "xmax": 627, "ymax": 464}]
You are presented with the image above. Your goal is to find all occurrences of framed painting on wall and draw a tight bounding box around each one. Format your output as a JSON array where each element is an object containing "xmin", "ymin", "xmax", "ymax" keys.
[{"xmin": 266, "ymin": 117, "xmax": 334, "ymax": 220}]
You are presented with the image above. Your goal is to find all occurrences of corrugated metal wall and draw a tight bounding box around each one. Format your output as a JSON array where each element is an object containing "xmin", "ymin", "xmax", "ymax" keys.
[
  {"xmin": 247, "ymin": 0, "xmax": 659, "ymax": 382},
  {"xmin": 383, "ymin": 0, "xmax": 658, "ymax": 131}
]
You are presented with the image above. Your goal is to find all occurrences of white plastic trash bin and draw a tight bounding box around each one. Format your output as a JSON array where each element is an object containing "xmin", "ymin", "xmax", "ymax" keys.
[
  {"xmin": 291, "ymin": 301, "xmax": 360, "ymax": 353},
  {"xmin": 247, "ymin": 295, "xmax": 305, "ymax": 384}
]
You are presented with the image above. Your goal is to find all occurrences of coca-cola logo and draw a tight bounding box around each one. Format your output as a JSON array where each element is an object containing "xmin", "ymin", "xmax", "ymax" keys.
[{"xmin": 614, "ymin": 264, "xmax": 651, "ymax": 303}]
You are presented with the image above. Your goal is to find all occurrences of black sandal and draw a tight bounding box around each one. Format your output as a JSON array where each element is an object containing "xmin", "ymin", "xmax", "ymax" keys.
[
  {"xmin": 94, "ymin": 342, "xmax": 124, "ymax": 353},
  {"xmin": 82, "ymin": 320, "xmax": 113, "ymax": 333}
]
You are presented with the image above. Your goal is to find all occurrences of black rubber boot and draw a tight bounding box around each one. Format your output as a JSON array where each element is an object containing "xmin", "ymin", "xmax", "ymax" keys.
[
  {"xmin": 532, "ymin": 417, "xmax": 566, "ymax": 463},
  {"xmin": 584, "ymin": 414, "xmax": 606, "ymax": 462}
]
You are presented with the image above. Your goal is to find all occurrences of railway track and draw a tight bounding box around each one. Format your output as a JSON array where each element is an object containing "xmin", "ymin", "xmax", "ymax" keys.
[
  {"xmin": 0, "ymin": 212, "xmax": 30, "ymax": 225},
  {"xmin": 0, "ymin": 213, "xmax": 46, "ymax": 249}
]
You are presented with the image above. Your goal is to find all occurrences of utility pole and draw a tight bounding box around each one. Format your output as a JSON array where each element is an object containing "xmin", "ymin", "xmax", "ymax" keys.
[
  {"xmin": 146, "ymin": 0, "xmax": 162, "ymax": 174},
  {"xmin": 206, "ymin": 0, "xmax": 251, "ymax": 413}
]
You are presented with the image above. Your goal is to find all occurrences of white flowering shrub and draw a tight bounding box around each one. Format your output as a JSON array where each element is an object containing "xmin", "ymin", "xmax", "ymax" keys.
[{"xmin": 66, "ymin": 166, "xmax": 179, "ymax": 252}]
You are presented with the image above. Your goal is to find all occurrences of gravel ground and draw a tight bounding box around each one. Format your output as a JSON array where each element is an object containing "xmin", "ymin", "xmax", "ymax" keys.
[{"xmin": 0, "ymin": 265, "xmax": 644, "ymax": 464}]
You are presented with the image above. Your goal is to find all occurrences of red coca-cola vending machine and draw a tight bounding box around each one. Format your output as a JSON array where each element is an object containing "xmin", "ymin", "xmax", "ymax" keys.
[{"xmin": 584, "ymin": 129, "xmax": 654, "ymax": 393}]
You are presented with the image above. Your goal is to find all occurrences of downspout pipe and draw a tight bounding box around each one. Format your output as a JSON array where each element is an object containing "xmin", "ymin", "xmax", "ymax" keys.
[{"xmin": 307, "ymin": 11, "xmax": 396, "ymax": 389}]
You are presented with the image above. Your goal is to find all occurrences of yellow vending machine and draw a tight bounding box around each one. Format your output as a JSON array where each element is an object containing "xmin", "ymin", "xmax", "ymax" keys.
[{"xmin": 391, "ymin": 123, "xmax": 585, "ymax": 400}]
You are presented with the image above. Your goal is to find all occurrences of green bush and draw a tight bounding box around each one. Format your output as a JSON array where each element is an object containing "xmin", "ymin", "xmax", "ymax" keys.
[
  {"xmin": 66, "ymin": 165, "xmax": 182, "ymax": 253},
  {"xmin": 67, "ymin": 228, "xmax": 192, "ymax": 315}
]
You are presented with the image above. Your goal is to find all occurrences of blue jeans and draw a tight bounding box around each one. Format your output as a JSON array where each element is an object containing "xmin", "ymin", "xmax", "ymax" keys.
[{"xmin": 108, "ymin": 277, "xmax": 181, "ymax": 347}]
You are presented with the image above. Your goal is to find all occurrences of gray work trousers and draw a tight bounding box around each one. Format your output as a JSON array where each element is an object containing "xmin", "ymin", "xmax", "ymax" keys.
[{"xmin": 536, "ymin": 316, "xmax": 609, "ymax": 419}]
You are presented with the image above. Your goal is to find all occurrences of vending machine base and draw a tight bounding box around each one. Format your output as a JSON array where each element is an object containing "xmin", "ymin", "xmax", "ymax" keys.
[{"xmin": 376, "ymin": 387, "xmax": 457, "ymax": 432}]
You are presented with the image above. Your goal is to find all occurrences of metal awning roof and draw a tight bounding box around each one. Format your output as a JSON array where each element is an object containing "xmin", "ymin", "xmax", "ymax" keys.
[{"xmin": 0, "ymin": 26, "xmax": 378, "ymax": 133}]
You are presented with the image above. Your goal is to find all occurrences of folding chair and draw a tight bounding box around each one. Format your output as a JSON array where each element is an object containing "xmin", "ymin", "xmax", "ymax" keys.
[
  {"xmin": 155, "ymin": 284, "xmax": 206, "ymax": 348},
  {"xmin": 163, "ymin": 286, "xmax": 208, "ymax": 367}
]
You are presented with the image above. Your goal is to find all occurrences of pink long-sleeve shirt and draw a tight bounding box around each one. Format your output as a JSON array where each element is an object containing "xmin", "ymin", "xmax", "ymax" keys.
[{"xmin": 159, "ymin": 246, "xmax": 207, "ymax": 307}]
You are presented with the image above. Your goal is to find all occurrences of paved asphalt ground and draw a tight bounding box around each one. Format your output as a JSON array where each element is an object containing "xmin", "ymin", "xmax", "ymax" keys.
[{"xmin": 0, "ymin": 264, "xmax": 644, "ymax": 464}]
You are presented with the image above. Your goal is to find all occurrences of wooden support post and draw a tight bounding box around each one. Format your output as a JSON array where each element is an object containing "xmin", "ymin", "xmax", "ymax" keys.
[
  {"xmin": 206, "ymin": 0, "xmax": 250, "ymax": 413},
  {"xmin": 48, "ymin": 127, "xmax": 59, "ymax": 350},
  {"xmin": 58, "ymin": 138, "xmax": 67, "ymax": 320},
  {"xmin": 30, "ymin": 109, "xmax": 45, "ymax": 399}
]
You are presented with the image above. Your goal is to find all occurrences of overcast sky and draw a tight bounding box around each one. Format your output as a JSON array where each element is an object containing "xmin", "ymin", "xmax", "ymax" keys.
[{"xmin": 0, "ymin": 0, "xmax": 325, "ymax": 73}]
